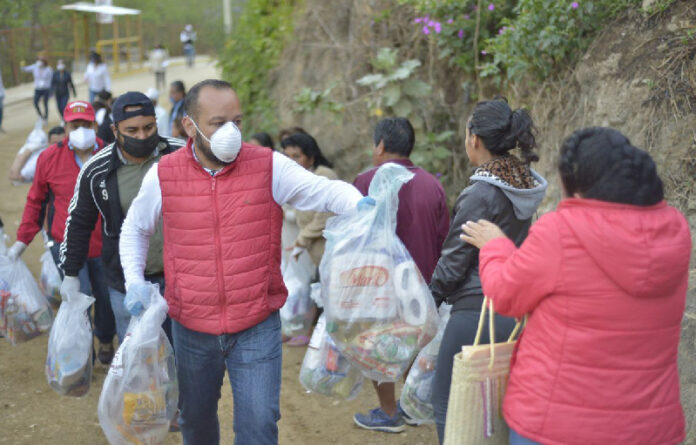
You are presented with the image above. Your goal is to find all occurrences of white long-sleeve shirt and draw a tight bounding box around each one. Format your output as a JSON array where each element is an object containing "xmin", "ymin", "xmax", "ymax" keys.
[
  {"xmin": 84, "ymin": 62, "xmax": 111, "ymax": 92},
  {"xmin": 120, "ymin": 151, "xmax": 363, "ymax": 289},
  {"xmin": 22, "ymin": 63, "xmax": 53, "ymax": 90}
]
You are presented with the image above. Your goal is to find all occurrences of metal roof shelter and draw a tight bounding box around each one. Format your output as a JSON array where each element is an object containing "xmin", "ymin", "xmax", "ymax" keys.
[{"xmin": 61, "ymin": 2, "xmax": 143, "ymax": 72}]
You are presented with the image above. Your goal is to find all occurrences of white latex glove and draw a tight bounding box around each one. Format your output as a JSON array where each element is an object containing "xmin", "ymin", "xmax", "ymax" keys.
[
  {"xmin": 60, "ymin": 275, "xmax": 80, "ymax": 300},
  {"xmin": 125, "ymin": 281, "xmax": 152, "ymax": 316},
  {"xmin": 6, "ymin": 241, "xmax": 27, "ymax": 261}
]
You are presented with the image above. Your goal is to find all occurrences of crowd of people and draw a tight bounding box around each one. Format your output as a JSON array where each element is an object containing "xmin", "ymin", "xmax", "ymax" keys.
[{"xmin": 1, "ymin": 45, "xmax": 691, "ymax": 445}]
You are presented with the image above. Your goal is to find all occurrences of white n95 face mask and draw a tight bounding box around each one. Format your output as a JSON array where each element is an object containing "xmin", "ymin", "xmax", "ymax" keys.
[
  {"xmin": 69, "ymin": 127, "xmax": 96, "ymax": 150},
  {"xmin": 191, "ymin": 120, "xmax": 242, "ymax": 163}
]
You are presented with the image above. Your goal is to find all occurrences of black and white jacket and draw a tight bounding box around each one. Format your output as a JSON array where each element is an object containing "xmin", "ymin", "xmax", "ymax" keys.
[{"xmin": 59, "ymin": 136, "xmax": 184, "ymax": 292}]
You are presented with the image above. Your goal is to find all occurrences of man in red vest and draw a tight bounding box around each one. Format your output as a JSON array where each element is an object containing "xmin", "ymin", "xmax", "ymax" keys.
[{"xmin": 119, "ymin": 79, "xmax": 365, "ymax": 445}]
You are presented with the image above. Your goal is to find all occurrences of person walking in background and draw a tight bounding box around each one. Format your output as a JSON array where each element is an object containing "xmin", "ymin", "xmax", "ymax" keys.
[
  {"xmin": 5, "ymin": 101, "xmax": 117, "ymax": 365},
  {"xmin": 51, "ymin": 59, "xmax": 77, "ymax": 124},
  {"xmin": 149, "ymin": 43, "xmax": 169, "ymax": 91},
  {"xmin": 250, "ymin": 132, "xmax": 275, "ymax": 150},
  {"xmin": 180, "ymin": 25, "xmax": 197, "ymax": 67},
  {"xmin": 85, "ymin": 52, "xmax": 111, "ymax": 103},
  {"xmin": 22, "ymin": 56, "xmax": 53, "ymax": 121},
  {"xmin": 119, "ymin": 79, "xmax": 365, "ymax": 445},
  {"xmin": 461, "ymin": 127, "xmax": 690, "ymax": 445},
  {"xmin": 0, "ymin": 70, "xmax": 5, "ymax": 133},
  {"xmin": 94, "ymin": 91, "xmax": 115, "ymax": 145},
  {"xmin": 146, "ymin": 88, "xmax": 169, "ymax": 137},
  {"xmin": 351, "ymin": 117, "xmax": 450, "ymax": 433},
  {"xmin": 168, "ymin": 80, "xmax": 186, "ymax": 137},
  {"xmin": 429, "ymin": 99, "xmax": 547, "ymax": 443}
]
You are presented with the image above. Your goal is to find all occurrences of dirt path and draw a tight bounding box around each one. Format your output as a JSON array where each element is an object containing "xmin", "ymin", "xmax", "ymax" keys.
[{"xmin": 0, "ymin": 58, "xmax": 437, "ymax": 445}]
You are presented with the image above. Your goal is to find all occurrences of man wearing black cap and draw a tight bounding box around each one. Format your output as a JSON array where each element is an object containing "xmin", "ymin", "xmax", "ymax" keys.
[{"xmin": 60, "ymin": 91, "xmax": 184, "ymax": 345}]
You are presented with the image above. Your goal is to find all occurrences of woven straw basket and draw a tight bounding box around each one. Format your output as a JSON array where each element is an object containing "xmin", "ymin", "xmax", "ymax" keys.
[{"xmin": 443, "ymin": 297, "xmax": 522, "ymax": 445}]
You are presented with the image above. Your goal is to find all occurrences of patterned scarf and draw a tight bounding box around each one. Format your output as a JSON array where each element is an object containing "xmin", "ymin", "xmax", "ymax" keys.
[{"xmin": 474, "ymin": 154, "xmax": 537, "ymax": 189}]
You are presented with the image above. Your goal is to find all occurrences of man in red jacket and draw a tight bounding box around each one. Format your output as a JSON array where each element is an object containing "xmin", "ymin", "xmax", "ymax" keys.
[
  {"xmin": 119, "ymin": 79, "xmax": 365, "ymax": 445},
  {"xmin": 6, "ymin": 100, "xmax": 116, "ymax": 363}
]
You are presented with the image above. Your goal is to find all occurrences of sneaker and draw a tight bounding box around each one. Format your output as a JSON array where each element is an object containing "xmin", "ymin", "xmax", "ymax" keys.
[
  {"xmin": 353, "ymin": 407, "xmax": 405, "ymax": 433},
  {"xmin": 397, "ymin": 401, "xmax": 419, "ymax": 426},
  {"xmin": 98, "ymin": 342, "xmax": 115, "ymax": 365}
]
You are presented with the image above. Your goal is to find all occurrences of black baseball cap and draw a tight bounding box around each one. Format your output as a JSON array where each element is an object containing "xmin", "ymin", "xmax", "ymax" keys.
[{"xmin": 112, "ymin": 91, "xmax": 156, "ymax": 124}]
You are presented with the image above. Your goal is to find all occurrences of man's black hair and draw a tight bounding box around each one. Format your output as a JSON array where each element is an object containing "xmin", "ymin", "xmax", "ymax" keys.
[
  {"xmin": 171, "ymin": 80, "xmax": 186, "ymax": 95},
  {"xmin": 372, "ymin": 117, "xmax": 415, "ymax": 157}
]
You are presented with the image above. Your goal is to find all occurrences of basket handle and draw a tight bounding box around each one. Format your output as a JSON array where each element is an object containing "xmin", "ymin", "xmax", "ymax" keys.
[{"xmin": 472, "ymin": 296, "xmax": 524, "ymax": 370}]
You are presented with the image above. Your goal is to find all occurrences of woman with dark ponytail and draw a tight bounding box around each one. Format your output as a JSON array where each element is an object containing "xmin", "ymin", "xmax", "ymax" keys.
[
  {"xmin": 461, "ymin": 127, "xmax": 689, "ymax": 445},
  {"xmin": 429, "ymin": 98, "xmax": 548, "ymax": 442}
]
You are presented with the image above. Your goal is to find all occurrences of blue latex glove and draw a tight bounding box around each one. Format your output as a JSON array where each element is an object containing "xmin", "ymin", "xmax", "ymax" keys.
[
  {"xmin": 357, "ymin": 196, "xmax": 376, "ymax": 211},
  {"xmin": 124, "ymin": 282, "xmax": 151, "ymax": 316}
]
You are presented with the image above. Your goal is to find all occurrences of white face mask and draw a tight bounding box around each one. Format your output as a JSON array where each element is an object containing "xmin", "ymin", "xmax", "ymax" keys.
[
  {"xmin": 69, "ymin": 127, "xmax": 96, "ymax": 150},
  {"xmin": 191, "ymin": 120, "xmax": 242, "ymax": 163},
  {"xmin": 57, "ymin": 63, "xmax": 66, "ymax": 70}
]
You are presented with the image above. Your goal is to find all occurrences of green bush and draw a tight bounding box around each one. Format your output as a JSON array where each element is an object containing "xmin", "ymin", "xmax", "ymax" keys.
[
  {"xmin": 218, "ymin": 0, "xmax": 301, "ymax": 134},
  {"xmin": 400, "ymin": 0, "xmax": 640, "ymax": 83},
  {"xmin": 481, "ymin": 0, "xmax": 640, "ymax": 81}
]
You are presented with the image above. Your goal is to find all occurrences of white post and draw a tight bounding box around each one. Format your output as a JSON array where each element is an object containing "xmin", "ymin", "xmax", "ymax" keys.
[{"xmin": 223, "ymin": 0, "xmax": 232, "ymax": 35}]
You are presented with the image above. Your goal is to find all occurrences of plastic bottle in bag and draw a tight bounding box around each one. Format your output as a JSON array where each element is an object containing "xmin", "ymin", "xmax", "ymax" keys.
[
  {"xmin": 399, "ymin": 304, "xmax": 452, "ymax": 424},
  {"xmin": 98, "ymin": 283, "xmax": 178, "ymax": 445},
  {"xmin": 45, "ymin": 290, "xmax": 95, "ymax": 397},
  {"xmin": 299, "ymin": 314, "xmax": 363, "ymax": 400},
  {"xmin": 321, "ymin": 163, "xmax": 439, "ymax": 382}
]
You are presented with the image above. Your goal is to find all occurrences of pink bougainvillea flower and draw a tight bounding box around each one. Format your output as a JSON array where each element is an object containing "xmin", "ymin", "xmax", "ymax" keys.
[
  {"xmin": 488, "ymin": 3, "xmax": 495, "ymax": 11},
  {"xmin": 571, "ymin": 1, "xmax": 579, "ymax": 8},
  {"xmin": 481, "ymin": 50, "xmax": 488, "ymax": 55},
  {"xmin": 414, "ymin": 17, "xmax": 423, "ymax": 24},
  {"xmin": 464, "ymin": 14, "xmax": 470, "ymax": 19},
  {"xmin": 423, "ymin": 25, "xmax": 431, "ymax": 35},
  {"xmin": 434, "ymin": 22, "xmax": 442, "ymax": 33},
  {"xmin": 458, "ymin": 29, "xmax": 465, "ymax": 39},
  {"xmin": 447, "ymin": 18, "xmax": 454, "ymax": 24}
]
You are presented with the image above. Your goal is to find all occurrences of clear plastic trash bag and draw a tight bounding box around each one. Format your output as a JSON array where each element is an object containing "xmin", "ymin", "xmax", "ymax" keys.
[
  {"xmin": 0, "ymin": 243, "xmax": 53, "ymax": 346},
  {"xmin": 39, "ymin": 249, "xmax": 62, "ymax": 311},
  {"xmin": 45, "ymin": 290, "xmax": 95, "ymax": 397},
  {"xmin": 320, "ymin": 163, "xmax": 439, "ymax": 382},
  {"xmin": 400, "ymin": 304, "xmax": 452, "ymax": 424},
  {"xmin": 280, "ymin": 254, "xmax": 317, "ymax": 338},
  {"xmin": 299, "ymin": 314, "xmax": 363, "ymax": 400},
  {"xmin": 98, "ymin": 283, "xmax": 178, "ymax": 445}
]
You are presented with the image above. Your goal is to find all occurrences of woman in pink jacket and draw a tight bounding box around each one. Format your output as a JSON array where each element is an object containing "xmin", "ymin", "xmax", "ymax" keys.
[{"xmin": 462, "ymin": 127, "xmax": 690, "ymax": 445}]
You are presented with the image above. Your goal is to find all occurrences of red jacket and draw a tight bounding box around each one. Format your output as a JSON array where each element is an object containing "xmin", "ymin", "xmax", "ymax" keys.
[
  {"xmin": 479, "ymin": 198, "xmax": 690, "ymax": 445},
  {"xmin": 158, "ymin": 140, "xmax": 285, "ymax": 335},
  {"xmin": 17, "ymin": 137, "xmax": 103, "ymax": 258}
]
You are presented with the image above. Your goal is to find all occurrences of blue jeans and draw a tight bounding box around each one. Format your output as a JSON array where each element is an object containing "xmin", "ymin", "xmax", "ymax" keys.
[
  {"xmin": 107, "ymin": 274, "xmax": 172, "ymax": 344},
  {"xmin": 55, "ymin": 94, "xmax": 69, "ymax": 119},
  {"xmin": 510, "ymin": 429, "xmax": 542, "ymax": 445},
  {"xmin": 172, "ymin": 311, "xmax": 282, "ymax": 445},
  {"xmin": 49, "ymin": 244, "xmax": 115, "ymax": 343},
  {"xmin": 33, "ymin": 88, "xmax": 50, "ymax": 120}
]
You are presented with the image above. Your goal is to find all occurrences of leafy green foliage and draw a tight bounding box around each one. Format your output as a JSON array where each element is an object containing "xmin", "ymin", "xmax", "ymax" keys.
[
  {"xmin": 293, "ymin": 84, "xmax": 344, "ymax": 115},
  {"xmin": 480, "ymin": 0, "xmax": 641, "ymax": 81},
  {"xmin": 356, "ymin": 48, "xmax": 432, "ymax": 127},
  {"xmin": 218, "ymin": 0, "xmax": 300, "ymax": 133},
  {"xmin": 411, "ymin": 130, "xmax": 456, "ymax": 180},
  {"xmin": 400, "ymin": 0, "xmax": 640, "ymax": 83}
]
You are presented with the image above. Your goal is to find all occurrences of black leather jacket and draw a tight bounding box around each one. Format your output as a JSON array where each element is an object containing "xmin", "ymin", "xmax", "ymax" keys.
[{"xmin": 429, "ymin": 181, "xmax": 533, "ymax": 311}]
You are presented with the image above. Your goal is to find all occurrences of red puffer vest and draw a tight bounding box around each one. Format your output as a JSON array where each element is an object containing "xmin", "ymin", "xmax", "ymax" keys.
[{"xmin": 158, "ymin": 140, "xmax": 286, "ymax": 335}]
